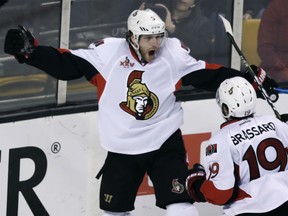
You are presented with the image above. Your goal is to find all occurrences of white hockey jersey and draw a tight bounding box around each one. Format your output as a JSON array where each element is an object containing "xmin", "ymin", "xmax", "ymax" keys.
[
  {"xmin": 201, "ymin": 115, "xmax": 288, "ymax": 215},
  {"xmin": 70, "ymin": 37, "xmax": 207, "ymax": 154}
]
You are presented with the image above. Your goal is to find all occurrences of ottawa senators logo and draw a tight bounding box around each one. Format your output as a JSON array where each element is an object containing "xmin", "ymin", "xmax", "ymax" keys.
[
  {"xmin": 119, "ymin": 70, "xmax": 159, "ymax": 120},
  {"xmin": 171, "ymin": 179, "xmax": 184, "ymax": 194}
]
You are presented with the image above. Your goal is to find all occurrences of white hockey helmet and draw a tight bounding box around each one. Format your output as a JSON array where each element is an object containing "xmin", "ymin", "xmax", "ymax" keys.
[
  {"xmin": 216, "ymin": 76, "xmax": 256, "ymax": 118},
  {"xmin": 127, "ymin": 9, "xmax": 166, "ymax": 47}
]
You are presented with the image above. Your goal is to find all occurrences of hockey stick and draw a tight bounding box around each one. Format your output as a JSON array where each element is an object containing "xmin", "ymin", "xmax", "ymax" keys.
[
  {"xmin": 218, "ymin": 15, "xmax": 284, "ymax": 120},
  {"xmin": 274, "ymin": 88, "xmax": 288, "ymax": 94}
]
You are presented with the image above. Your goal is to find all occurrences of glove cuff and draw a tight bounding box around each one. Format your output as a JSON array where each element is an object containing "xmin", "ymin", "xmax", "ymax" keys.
[
  {"xmin": 17, "ymin": 25, "xmax": 38, "ymax": 63},
  {"xmin": 245, "ymin": 65, "xmax": 279, "ymax": 103},
  {"xmin": 249, "ymin": 66, "xmax": 266, "ymax": 90},
  {"xmin": 186, "ymin": 172, "xmax": 206, "ymax": 202}
]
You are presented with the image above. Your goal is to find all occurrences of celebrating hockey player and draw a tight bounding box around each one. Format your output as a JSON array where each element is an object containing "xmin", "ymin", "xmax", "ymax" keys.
[
  {"xmin": 4, "ymin": 8, "xmax": 280, "ymax": 216},
  {"xmin": 186, "ymin": 76, "xmax": 288, "ymax": 216}
]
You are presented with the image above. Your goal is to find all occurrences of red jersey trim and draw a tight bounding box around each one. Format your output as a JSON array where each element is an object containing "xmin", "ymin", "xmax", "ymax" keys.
[
  {"xmin": 201, "ymin": 180, "xmax": 251, "ymax": 205},
  {"xmin": 201, "ymin": 180, "xmax": 234, "ymax": 205},
  {"xmin": 57, "ymin": 48, "xmax": 70, "ymax": 53},
  {"xmin": 175, "ymin": 80, "xmax": 182, "ymax": 91},
  {"xmin": 220, "ymin": 119, "xmax": 241, "ymax": 129},
  {"xmin": 90, "ymin": 73, "xmax": 106, "ymax": 101},
  {"xmin": 205, "ymin": 62, "xmax": 224, "ymax": 70}
]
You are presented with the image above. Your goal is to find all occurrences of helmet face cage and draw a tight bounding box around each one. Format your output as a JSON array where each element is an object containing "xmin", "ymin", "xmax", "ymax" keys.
[
  {"xmin": 216, "ymin": 77, "xmax": 257, "ymax": 118},
  {"xmin": 127, "ymin": 9, "xmax": 166, "ymax": 49}
]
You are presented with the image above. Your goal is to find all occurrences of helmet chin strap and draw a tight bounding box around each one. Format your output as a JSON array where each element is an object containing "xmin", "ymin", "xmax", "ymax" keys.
[{"xmin": 128, "ymin": 37, "xmax": 146, "ymax": 64}]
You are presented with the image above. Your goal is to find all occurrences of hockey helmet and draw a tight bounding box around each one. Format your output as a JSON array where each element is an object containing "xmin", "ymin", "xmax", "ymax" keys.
[
  {"xmin": 127, "ymin": 9, "xmax": 166, "ymax": 48},
  {"xmin": 216, "ymin": 76, "xmax": 256, "ymax": 118}
]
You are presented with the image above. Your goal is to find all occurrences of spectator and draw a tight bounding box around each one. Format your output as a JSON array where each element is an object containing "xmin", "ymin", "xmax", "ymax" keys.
[
  {"xmin": 143, "ymin": 0, "xmax": 215, "ymax": 61},
  {"xmin": 200, "ymin": 0, "xmax": 231, "ymax": 19},
  {"xmin": 186, "ymin": 76, "xmax": 288, "ymax": 215},
  {"xmin": 198, "ymin": 0, "xmax": 232, "ymax": 66},
  {"xmin": 257, "ymin": 0, "xmax": 288, "ymax": 84},
  {"xmin": 243, "ymin": 0, "xmax": 270, "ymax": 19}
]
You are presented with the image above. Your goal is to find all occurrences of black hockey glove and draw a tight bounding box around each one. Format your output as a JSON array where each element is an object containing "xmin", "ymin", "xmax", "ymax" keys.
[
  {"xmin": 4, "ymin": 25, "xmax": 38, "ymax": 63},
  {"xmin": 185, "ymin": 163, "xmax": 206, "ymax": 202},
  {"xmin": 245, "ymin": 65, "xmax": 279, "ymax": 102}
]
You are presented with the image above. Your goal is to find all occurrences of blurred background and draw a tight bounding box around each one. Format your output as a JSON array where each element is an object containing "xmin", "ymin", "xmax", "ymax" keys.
[{"xmin": 0, "ymin": 0, "xmax": 286, "ymax": 122}]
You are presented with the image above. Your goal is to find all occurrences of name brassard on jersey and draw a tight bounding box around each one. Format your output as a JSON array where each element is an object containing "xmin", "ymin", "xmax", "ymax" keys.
[{"xmin": 231, "ymin": 121, "xmax": 275, "ymax": 145}]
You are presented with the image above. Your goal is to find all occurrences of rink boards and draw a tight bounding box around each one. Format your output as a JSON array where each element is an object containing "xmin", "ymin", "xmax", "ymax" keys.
[{"xmin": 0, "ymin": 95, "xmax": 287, "ymax": 216}]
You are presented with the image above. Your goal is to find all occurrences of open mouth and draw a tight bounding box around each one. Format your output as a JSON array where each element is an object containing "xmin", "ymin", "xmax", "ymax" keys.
[{"xmin": 148, "ymin": 50, "xmax": 155, "ymax": 56}]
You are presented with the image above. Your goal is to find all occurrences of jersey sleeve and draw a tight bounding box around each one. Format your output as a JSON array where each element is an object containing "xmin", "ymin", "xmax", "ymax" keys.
[
  {"xmin": 70, "ymin": 43, "xmax": 105, "ymax": 77},
  {"xmin": 27, "ymin": 46, "xmax": 98, "ymax": 81},
  {"xmin": 166, "ymin": 38, "xmax": 207, "ymax": 78},
  {"xmin": 166, "ymin": 37, "xmax": 247, "ymax": 91},
  {"xmin": 201, "ymin": 131, "xmax": 237, "ymax": 205},
  {"xmin": 71, "ymin": 37, "xmax": 124, "ymax": 80},
  {"xmin": 181, "ymin": 65, "xmax": 247, "ymax": 92}
]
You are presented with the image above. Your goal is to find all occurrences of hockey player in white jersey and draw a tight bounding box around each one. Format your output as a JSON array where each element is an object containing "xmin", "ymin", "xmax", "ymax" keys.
[
  {"xmin": 186, "ymin": 76, "xmax": 288, "ymax": 216},
  {"xmin": 4, "ymin": 8, "xmax": 280, "ymax": 216}
]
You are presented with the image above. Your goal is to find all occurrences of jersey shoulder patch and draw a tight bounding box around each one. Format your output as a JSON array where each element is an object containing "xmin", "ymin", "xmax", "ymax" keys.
[{"xmin": 92, "ymin": 39, "xmax": 104, "ymax": 47}]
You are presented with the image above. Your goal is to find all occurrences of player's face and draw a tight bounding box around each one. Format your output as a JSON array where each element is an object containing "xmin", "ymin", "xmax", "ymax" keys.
[{"xmin": 138, "ymin": 33, "xmax": 165, "ymax": 63}]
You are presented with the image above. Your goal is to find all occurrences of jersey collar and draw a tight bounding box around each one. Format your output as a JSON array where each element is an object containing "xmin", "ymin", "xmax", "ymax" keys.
[
  {"xmin": 128, "ymin": 43, "xmax": 147, "ymax": 66},
  {"xmin": 220, "ymin": 119, "xmax": 241, "ymax": 129},
  {"xmin": 220, "ymin": 116, "xmax": 254, "ymax": 129}
]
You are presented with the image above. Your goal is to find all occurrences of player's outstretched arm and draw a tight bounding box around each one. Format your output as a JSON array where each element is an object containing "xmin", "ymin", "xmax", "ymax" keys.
[{"xmin": 4, "ymin": 26, "xmax": 95, "ymax": 81}]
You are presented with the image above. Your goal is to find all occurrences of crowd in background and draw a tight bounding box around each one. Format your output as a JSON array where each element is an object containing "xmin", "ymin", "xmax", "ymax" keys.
[
  {"xmin": 0, "ymin": 0, "xmax": 278, "ymax": 68},
  {"xmin": 0, "ymin": 0, "xmax": 287, "ymax": 113}
]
